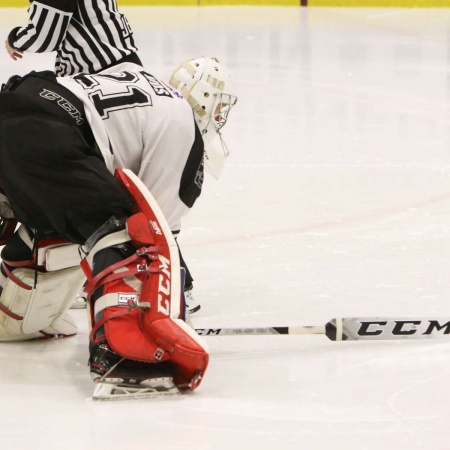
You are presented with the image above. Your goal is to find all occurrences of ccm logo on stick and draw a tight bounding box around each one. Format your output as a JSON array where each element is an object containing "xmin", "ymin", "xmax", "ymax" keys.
[{"xmin": 357, "ymin": 320, "xmax": 450, "ymax": 336}]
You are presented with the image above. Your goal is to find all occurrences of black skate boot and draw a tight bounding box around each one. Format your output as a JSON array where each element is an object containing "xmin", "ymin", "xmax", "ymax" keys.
[{"xmin": 90, "ymin": 340, "xmax": 179, "ymax": 400}]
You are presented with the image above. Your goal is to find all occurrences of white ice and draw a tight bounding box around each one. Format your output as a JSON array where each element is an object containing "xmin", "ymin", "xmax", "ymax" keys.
[{"xmin": 1, "ymin": 6, "xmax": 450, "ymax": 449}]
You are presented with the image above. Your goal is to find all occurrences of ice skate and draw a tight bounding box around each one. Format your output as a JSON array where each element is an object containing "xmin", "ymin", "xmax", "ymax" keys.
[
  {"xmin": 185, "ymin": 284, "xmax": 201, "ymax": 314},
  {"xmin": 90, "ymin": 342, "xmax": 180, "ymax": 401},
  {"xmin": 70, "ymin": 293, "xmax": 87, "ymax": 309}
]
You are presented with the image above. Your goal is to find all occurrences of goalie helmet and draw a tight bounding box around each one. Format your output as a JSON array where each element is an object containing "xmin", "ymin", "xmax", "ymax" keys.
[{"xmin": 169, "ymin": 57, "xmax": 238, "ymax": 179}]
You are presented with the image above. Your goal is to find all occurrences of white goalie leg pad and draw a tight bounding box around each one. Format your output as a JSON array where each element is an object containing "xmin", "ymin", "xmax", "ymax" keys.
[
  {"xmin": 0, "ymin": 227, "xmax": 85, "ymax": 341},
  {"xmin": 0, "ymin": 265, "xmax": 86, "ymax": 341}
]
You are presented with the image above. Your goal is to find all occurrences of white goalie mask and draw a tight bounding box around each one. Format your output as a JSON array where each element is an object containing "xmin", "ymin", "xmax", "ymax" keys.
[{"xmin": 170, "ymin": 57, "xmax": 238, "ymax": 179}]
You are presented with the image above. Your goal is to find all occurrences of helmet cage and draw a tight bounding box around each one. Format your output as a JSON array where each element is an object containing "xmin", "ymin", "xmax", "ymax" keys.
[
  {"xmin": 170, "ymin": 57, "xmax": 238, "ymax": 178},
  {"xmin": 206, "ymin": 93, "xmax": 238, "ymax": 133}
]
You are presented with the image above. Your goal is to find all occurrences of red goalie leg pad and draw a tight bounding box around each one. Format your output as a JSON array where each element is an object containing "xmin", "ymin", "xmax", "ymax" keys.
[
  {"xmin": 126, "ymin": 212, "xmax": 155, "ymax": 248},
  {"xmin": 95, "ymin": 213, "xmax": 166, "ymax": 361},
  {"xmin": 83, "ymin": 214, "xmax": 169, "ymax": 362},
  {"xmin": 94, "ymin": 311, "xmax": 172, "ymax": 363},
  {"xmin": 142, "ymin": 316, "xmax": 209, "ymax": 390},
  {"xmin": 114, "ymin": 168, "xmax": 183, "ymax": 321},
  {"xmin": 84, "ymin": 169, "xmax": 209, "ymax": 390}
]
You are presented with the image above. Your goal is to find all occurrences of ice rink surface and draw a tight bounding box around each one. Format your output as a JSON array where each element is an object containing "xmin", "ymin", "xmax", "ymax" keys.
[{"xmin": 1, "ymin": 5, "xmax": 450, "ymax": 449}]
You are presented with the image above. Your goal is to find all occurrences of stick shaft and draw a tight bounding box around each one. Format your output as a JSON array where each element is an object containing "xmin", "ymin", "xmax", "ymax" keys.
[
  {"xmin": 194, "ymin": 325, "xmax": 325, "ymax": 337},
  {"xmin": 195, "ymin": 317, "xmax": 450, "ymax": 340}
]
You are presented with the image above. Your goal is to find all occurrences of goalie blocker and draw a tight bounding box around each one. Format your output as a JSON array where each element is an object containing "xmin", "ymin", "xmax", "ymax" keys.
[{"xmin": 81, "ymin": 168, "xmax": 209, "ymax": 396}]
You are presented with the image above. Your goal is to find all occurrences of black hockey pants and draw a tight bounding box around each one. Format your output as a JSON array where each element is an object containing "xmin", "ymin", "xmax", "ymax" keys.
[{"xmin": 0, "ymin": 71, "xmax": 132, "ymax": 244}]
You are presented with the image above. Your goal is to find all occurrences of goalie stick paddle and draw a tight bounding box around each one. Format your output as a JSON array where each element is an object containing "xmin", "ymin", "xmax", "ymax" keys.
[{"xmin": 195, "ymin": 317, "xmax": 450, "ymax": 341}]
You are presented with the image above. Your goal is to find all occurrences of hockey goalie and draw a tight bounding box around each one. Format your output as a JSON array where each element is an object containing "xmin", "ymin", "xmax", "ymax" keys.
[
  {"xmin": 0, "ymin": 168, "xmax": 209, "ymax": 399},
  {"xmin": 0, "ymin": 57, "xmax": 237, "ymax": 399}
]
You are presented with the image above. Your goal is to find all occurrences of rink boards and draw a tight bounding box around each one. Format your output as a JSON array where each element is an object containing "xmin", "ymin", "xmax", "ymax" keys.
[{"xmin": 1, "ymin": 0, "xmax": 450, "ymax": 8}]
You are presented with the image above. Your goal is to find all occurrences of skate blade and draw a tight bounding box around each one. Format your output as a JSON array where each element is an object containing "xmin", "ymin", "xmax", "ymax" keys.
[
  {"xmin": 92, "ymin": 377, "xmax": 180, "ymax": 401},
  {"xmin": 70, "ymin": 296, "xmax": 87, "ymax": 309}
]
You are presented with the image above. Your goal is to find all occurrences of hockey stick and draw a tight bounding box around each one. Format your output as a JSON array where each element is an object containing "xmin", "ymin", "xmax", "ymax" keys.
[{"xmin": 195, "ymin": 317, "xmax": 450, "ymax": 341}]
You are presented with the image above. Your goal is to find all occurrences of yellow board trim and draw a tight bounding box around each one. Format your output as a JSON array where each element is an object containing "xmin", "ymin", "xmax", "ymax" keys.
[
  {"xmin": 310, "ymin": 0, "xmax": 450, "ymax": 5},
  {"xmin": 201, "ymin": 0, "xmax": 298, "ymax": 3},
  {"xmin": 0, "ymin": 0, "xmax": 28, "ymax": 5},
  {"xmin": 120, "ymin": 0, "xmax": 198, "ymax": 4},
  {"xmin": 1, "ymin": 0, "xmax": 450, "ymax": 6},
  {"xmin": 0, "ymin": 0, "xmax": 300, "ymax": 6}
]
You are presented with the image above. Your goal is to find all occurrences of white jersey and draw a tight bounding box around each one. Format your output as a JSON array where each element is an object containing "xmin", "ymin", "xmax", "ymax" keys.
[{"xmin": 58, "ymin": 63, "xmax": 204, "ymax": 232}]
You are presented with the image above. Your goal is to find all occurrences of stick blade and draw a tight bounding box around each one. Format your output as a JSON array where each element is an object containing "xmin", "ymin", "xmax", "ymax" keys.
[{"xmin": 325, "ymin": 317, "xmax": 450, "ymax": 341}]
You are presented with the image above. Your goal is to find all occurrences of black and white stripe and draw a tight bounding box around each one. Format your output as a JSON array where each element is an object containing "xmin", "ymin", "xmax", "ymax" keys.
[{"xmin": 8, "ymin": 0, "xmax": 138, "ymax": 76}]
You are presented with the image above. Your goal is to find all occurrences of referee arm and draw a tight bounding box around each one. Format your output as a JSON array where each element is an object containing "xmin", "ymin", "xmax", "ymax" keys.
[{"xmin": 6, "ymin": 0, "xmax": 77, "ymax": 57}]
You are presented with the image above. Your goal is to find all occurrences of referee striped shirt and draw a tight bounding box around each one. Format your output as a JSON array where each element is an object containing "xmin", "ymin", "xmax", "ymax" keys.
[{"xmin": 8, "ymin": 0, "xmax": 139, "ymax": 76}]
